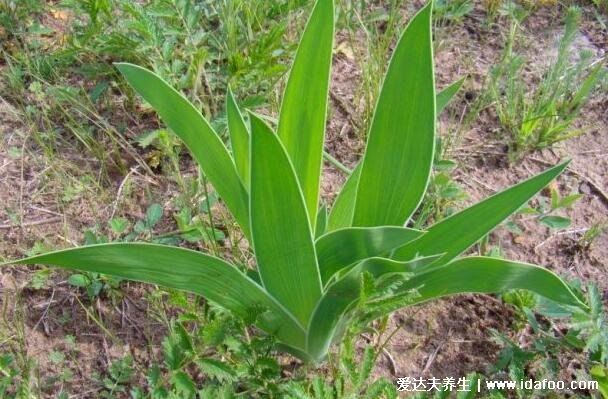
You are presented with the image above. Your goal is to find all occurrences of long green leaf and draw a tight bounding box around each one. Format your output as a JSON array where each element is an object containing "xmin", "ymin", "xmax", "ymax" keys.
[
  {"xmin": 307, "ymin": 255, "xmax": 584, "ymax": 362},
  {"xmin": 5, "ymin": 243, "xmax": 306, "ymax": 349},
  {"xmin": 399, "ymin": 257, "xmax": 585, "ymax": 309},
  {"xmin": 306, "ymin": 256, "xmax": 438, "ymax": 362},
  {"xmin": 327, "ymin": 79, "xmax": 464, "ymax": 232},
  {"xmin": 315, "ymin": 226, "xmax": 423, "ymax": 285},
  {"xmin": 116, "ymin": 64, "xmax": 250, "ymax": 238},
  {"xmin": 226, "ymin": 87, "xmax": 250, "ymax": 190},
  {"xmin": 436, "ymin": 77, "xmax": 465, "ymax": 114},
  {"xmin": 327, "ymin": 163, "xmax": 361, "ymax": 231},
  {"xmin": 353, "ymin": 2, "xmax": 435, "ymax": 227},
  {"xmin": 277, "ymin": 0, "xmax": 334, "ymax": 229},
  {"xmin": 250, "ymin": 114, "xmax": 322, "ymax": 326},
  {"xmin": 393, "ymin": 161, "xmax": 569, "ymax": 268}
]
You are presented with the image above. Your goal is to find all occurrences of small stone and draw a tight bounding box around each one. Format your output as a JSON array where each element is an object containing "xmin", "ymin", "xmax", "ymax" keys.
[{"xmin": 579, "ymin": 182, "xmax": 591, "ymax": 195}]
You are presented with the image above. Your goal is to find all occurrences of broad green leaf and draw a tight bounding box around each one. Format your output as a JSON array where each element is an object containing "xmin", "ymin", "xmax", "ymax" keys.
[
  {"xmin": 393, "ymin": 161, "xmax": 570, "ymax": 268},
  {"xmin": 5, "ymin": 243, "xmax": 305, "ymax": 349},
  {"xmin": 306, "ymin": 256, "xmax": 438, "ymax": 362},
  {"xmin": 250, "ymin": 114, "xmax": 322, "ymax": 326},
  {"xmin": 399, "ymin": 257, "xmax": 586, "ymax": 309},
  {"xmin": 315, "ymin": 203, "xmax": 328, "ymax": 239},
  {"xmin": 327, "ymin": 79, "xmax": 463, "ymax": 232},
  {"xmin": 277, "ymin": 0, "xmax": 334, "ymax": 229},
  {"xmin": 327, "ymin": 163, "xmax": 361, "ymax": 231},
  {"xmin": 436, "ymin": 77, "xmax": 465, "ymax": 114},
  {"xmin": 116, "ymin": 63, "xmax": 250, "ymax": 238},
  {"xmin": 315, "ymin": 226, "xmax": 424, "ymax": 285},
  {"xmin": 226, "ymin": 87, "xmax": 250, "ymax": 190},
  {"xmin": 353, "ymin": 3, "xmax": 435, "ymax": 227}
]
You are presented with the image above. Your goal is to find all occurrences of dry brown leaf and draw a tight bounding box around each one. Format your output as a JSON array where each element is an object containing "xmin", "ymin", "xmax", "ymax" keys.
[{"xmin": 50, "ymin": 9, "xmax": 70, "ymax": 21}]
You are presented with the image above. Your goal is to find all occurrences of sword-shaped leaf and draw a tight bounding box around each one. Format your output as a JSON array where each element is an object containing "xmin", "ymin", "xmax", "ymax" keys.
[
  {"xmin": 315, "ymin": 226, "xmax": 424, "ymax": 285},
  {"xmin": 250, "ymin": 114, "xmax": 322, "ymax": 326},
  {"xmin": 400, "ymin": 257, "xmax": 585, "ymax": 309},
  {"xmin": 327, "ymin": 163, "xmax": 361, "ymax": 231},
  {"xmin": 226, "ymin": 87, "xmax": 250, "ymax": 190},
  {"xmin": 5, "ymin": 243, "xmax": 306, "ymax": 349},
  {"xmin": 277, "ymin": 0, "xmax": 334, "ymax": 229},
  {"xmin": 393, "ymin": 161, "xmax": 569, "ymax": 268},
  {"xmin": 116, "ymin": 64, "xmax": 250, "ymax": 238},
  {"xmin": 327, "ymin": 79, "xmax": 465, "ymax": 232},
  {"xmin": 353, "ymin": 3, "xmax": 435, "ymax": 227}
]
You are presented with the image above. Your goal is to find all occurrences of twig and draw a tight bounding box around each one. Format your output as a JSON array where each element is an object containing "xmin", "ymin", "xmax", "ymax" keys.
[
  {"xmin": 28, "ymin": 205, "xmax": 62, "ymax": 217},
  {"xmin": 0, "ymin": 216, "xmax": 62, "ymax": 229},
  {"xmin": 110, "ymin": 166, "xmax": 138, "ymax": 219},
  {"xmin": 32, "ymin": 288, "xmax": 55, "ymax": 333},
  {"xmin": 534, "ymin": 227, "xmax": 589, "ymax": 251},
  {"xmin": 329, "ymin": 89, "xmax": 361, "ymax": 130},
  {"xmin": 323, "ymin": 150, "xmax": 352, "ymax": 175},
  {"xmin": 422, "ymin": 329, "xmax": 452, "ymax": 376},
  {"xmin": 381, "ymin": 347, "xmax": 398, "ymax": 376}
]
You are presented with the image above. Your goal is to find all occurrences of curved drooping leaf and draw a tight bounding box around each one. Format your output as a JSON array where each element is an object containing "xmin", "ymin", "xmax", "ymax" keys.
[
  {"xmin": 226, "ymin": 87, "xmax": 250, "ymax": 190},
  {"xmin": 5, "ymin": 243, "xmax": 306, "ymax": 349},
  {"xmin": 277, "ymin": 0, "xmax": 334, "ymax": 229},
  {"xmin": 353, "ymin": 2, "xmax": 435, "ymax": 227},
  {"xmin": 393, "ymin": 161, "xmax": 569, "ymax": 269},
  {"xmin": 306, "ymin": 255, "xmax": 585, "ymax": 362},
  {"xmin": 249, "ymin": 114, "xmax": 322, "ymax": 326},
  {"xmin": 399, "ymin": 257, "xmax": 585, "ymax": 309},
  {"xmin": 327, "ymin": 163, "xmax": 361, "ymax": 231},
  {"xmin": 436, "ymin": 77, "xmax": 465, "ymax": 114},
  {"xmin": 315, "ymin": 226, "xmax": 424, "ymax": 285},
  {"xmin": 116, "ymin": 64, "xmax": 250, "ymax": 238},
  {"xmin": 306, "ymin": 256, "xmax": 439, "ymax": 362}
]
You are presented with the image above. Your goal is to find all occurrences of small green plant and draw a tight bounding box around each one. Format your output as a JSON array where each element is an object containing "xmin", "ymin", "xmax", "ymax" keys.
[
  {"xmin": 487, "ymin": 6, "xmax": 607, "ymax": 159},
  {"xmin": 506, "ymin": 186, "xmax": 582, "ymax": 233},
  {"xmin": 490, "ymin": 282, "xmax": 608, "ymax": 397},
  {"xmin": 433, "ymin": 0, "xmax": 474, "ymax": 25},
  {"xmin": 97, "ymin": 355, "xmax": 135, "ymax": 398},
  {"xmin": 5, "ymin": 1, "xmax": 587, "ymax": 364},
  {"xmin": 579, "ymin": 222, "xmax": 607, "ymax": 250}
]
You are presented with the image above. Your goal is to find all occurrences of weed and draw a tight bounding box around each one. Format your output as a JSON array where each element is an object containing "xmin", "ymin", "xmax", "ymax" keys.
[
  {"xmin": 490, "ymin": 281, "xmax": 608, "ymax": 397},
  {"xmin": 336, "ymin": 0, "xmax": 406, "ymax": 136},
  {"xmin": 506, "ymin": 185, "xmax": 583, "ymax": 233},
  {"xmin": 434, "ymin": 0, "xmax": 474, "ymax": 26},
  {"xmin": 578, "ymin": 222, "xmax": 607, "ymax": 250},
  {"xmin": 486, "ymin": 6, "xmax": 607, "ymax": 159}
]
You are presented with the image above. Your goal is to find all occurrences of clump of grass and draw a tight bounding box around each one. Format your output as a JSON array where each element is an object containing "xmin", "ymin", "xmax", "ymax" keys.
[{"xmin": 487, "ymin": 6, "xmax": 607, "ymax": 160}]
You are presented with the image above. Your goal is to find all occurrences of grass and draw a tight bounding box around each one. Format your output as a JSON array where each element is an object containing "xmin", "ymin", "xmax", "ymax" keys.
[
  {"xmin": 0, "ymin": 0, "xmax": 607, "ymax": 397},
  {"xmin": 483, "ymin": 5, "xmax": 607, "ymax": 160}
]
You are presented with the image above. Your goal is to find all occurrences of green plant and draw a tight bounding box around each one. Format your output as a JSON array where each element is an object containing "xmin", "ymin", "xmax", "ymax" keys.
[
  {"xmin": 489, "ymin": 282, "xmax": 608, "ymax": 397},
  {"xmin": 506, "ymin": 186, "xmax": 582, "ymax": 233},
  {"xmin": 488, "ymin": 6, "xmax": 607, "ymax": 158},
  {"xmin": 433, "ymin": 0, "xmax": 474, "ymax": 25},
  {"xmin": 5, "ymin": 1, "xmax": 587, "ymax": 364}
]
